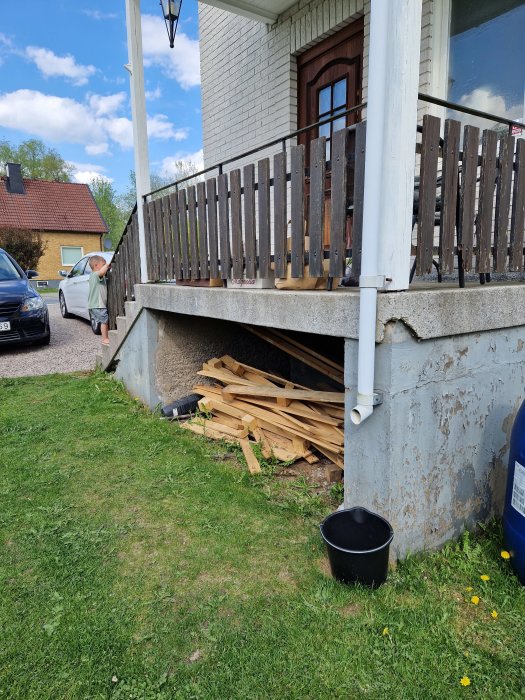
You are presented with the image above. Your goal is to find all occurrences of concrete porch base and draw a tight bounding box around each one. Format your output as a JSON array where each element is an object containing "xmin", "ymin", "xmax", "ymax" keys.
[{"xmin": 111, "ymin": 282, "xmax": 525, "ymax": 558}]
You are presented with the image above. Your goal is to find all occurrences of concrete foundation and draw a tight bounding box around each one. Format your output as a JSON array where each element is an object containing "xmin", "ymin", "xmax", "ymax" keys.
[
  {"xmin": 113, "ymin": 283, "xmax": 525, "ymax": 557},
  {"xmin": 345, "ymin": 321, "xmax": 525, "ymax": 558}
]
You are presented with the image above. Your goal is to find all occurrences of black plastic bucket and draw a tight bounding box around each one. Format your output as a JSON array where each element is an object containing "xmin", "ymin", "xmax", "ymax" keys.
[{"xmin": 320, "ymin": 507, "xmax": 394, "ymax": 588}]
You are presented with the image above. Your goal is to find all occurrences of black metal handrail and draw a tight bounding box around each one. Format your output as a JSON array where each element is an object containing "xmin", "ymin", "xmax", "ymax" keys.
[
  {"xmin": 418, "ymin": 92, "xmax": 524, "ymax": 134},
  {"xmin": 144, "ymin": 101, "xmax": 367, "ymax": 200}
]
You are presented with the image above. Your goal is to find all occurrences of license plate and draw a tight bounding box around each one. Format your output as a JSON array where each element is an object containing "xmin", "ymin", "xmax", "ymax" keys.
[{"xmin": 0, "ymin": 321, "xmax": 11, "ymax": 331}]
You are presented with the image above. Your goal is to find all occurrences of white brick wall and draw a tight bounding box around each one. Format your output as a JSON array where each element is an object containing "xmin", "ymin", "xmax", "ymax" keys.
[{"xmin": 199, "ymin": 0, "xmax": 438, "ymax": 168}]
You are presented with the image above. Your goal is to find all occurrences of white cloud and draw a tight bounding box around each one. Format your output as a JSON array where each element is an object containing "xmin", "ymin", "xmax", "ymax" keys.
[
  {"xmin": 0, "ymin": 89, "xmax": 189, "ymax": 153},
  {"xmin": 456, "ymin": 87, "xmax": 523, "ymax": 129},
  {"xmin": 26, "ymin": 46, "xmax": 96, "ymax": 86},
  {"xmin": 86, "ymin": 143, "xmax": 110, "ymax": 156},
  {"xmin": 68, "ymin": 161, "xmax": 112, "ymax": 184},
  {"xmin": 82, "ymin": 10, "xmax": 118, "ymax": 20},
  {"xmin": 141, "ymin": 15, "xmax": 200, "ymax": 89},
  {"xmin": 88, "ymin": 92, "xmax": 127, "ymax": 116},
  {"xmin": 73, "ymin": 170, "xmax": 113, "ymax": 184},
  {"xmin": 146, "ymin": 86, "xmax": 162, "ymax": 100},
  {"xmin": 147, "ymin": 115, "xmax": 188, "ymax": 141},
  {"xmin": 159, "ymin": 149, "xmax": 204, "ymax": 179}
]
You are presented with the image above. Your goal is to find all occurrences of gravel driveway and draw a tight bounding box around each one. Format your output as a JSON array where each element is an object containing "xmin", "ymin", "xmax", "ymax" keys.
[{"xmin": 0, "ymin": 300, "xmax": 101, "ymax": 378}]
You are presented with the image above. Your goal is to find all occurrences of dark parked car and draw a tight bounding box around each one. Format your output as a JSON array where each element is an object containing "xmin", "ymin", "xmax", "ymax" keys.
[{"xmin": 0, "ymin": 248, "xmax": 50, "ymax": 346}]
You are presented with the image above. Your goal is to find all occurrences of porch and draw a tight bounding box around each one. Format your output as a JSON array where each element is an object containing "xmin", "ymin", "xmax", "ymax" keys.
[{"xmin": 110, "ymin": 0, "xmax": 525, "ymax": 557}]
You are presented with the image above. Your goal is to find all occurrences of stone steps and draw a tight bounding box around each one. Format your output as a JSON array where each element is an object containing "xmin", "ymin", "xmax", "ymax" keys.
[{"xmin": 96, "ymin": 300, "xmax": 140, "ymax": 372}]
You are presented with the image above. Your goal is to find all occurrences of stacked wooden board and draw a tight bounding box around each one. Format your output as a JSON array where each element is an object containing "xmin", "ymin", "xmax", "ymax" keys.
[{"xmin": 181, "ymin": 354, "xmax": 345, "ymax": 474}]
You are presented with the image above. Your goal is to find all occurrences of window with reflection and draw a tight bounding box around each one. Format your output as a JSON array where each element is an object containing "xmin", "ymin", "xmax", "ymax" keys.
[
  {"xmin": 448, "ymin": 0, "xmax": 525, "ymax": 130},
  {"xmin": 317, "ymin": 77, "xmax": 348, "ymax": 161}
]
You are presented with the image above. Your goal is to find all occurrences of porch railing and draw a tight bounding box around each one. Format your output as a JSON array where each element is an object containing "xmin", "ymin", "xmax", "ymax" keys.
[
  {"xmin": 141, "ymin": 122, "xmax": 366, "ymax": 287},
  {"xmin": 413, "ymin": 95, "xmax": 525, "ymax": 286},
  {"xmin": 107, "ymin": 97, "xmax": 525, "ymax": 330}
]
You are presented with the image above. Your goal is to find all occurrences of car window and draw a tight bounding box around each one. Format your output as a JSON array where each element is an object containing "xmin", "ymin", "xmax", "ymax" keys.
[
  {"xmin": 0, "ymin": 252, "xmax": 22, "ymax": 281},
  {"xmin": 70, "ymin": 258, "xmax": 88, "ymax": 277}
]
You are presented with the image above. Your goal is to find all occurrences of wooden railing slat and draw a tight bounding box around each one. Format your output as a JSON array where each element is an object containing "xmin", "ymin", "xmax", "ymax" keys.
[
  {"xmin": 458, "ymin": 125, "xmax": 479, "ymax": 272},
  {"xmin": 439, "ymin": 118, "xmax": 460, "ymax": 273},
  {"xmin": 169, "ymin": 192, "xmax": 182, "ymax": 280},
  {"xmin": 258, "ymin": 158, "xmax": 271, "ymax": 278},
  {"xmin": 161, "ymin": 194, "xmax": 174, "ymax": 280},
  {"xmin": 273, "ymin": 151, "xmax": 287, "ymax": 279},
  {"xmin": 329, "ymin": 128, "xmax": 350, "ymax": 278},
  {"xmin": 351, "ymin": 120, "xmax": 366, "ymax": 279},
  {"xmin": 243, "ymin": 164, "xmax": 256, "ymax": 279},
  {"xmin": 187, "ymin": 185, "xmax": 199, "ymax": 280},
  {"xmin": 308, "ymin": 136, "xmax": 326, "ymax": 277},
  {"xmin": 206, "ymin": 178, "xmax": 219, "ymax": 279},
  {"xmin": 142, "ymin": 201, "xmax": 153, "ymax": 281},
  {"xmin": 494, "ymin": 134, "xmax": 514, "ymax": 272},
  {"xmin": 416, "ymin": 114, "xmax": 441, "ymax": 276},
  {"xmin": 178, "ymin": 189, "xmax": 190, "ymax": 279},
  {"xmin": 230, "ymin": 169, "xmax": 243, "ymax": 279},
  {"xmin": 197, "ymin": 181, "xmax": 209, "ymax": 278},
  {"xmin": 155, "ymin": 198, "xmax": 167, "ymax": 281},
  {"xmin": 218, "ymin": 172, "xmax": 231, "ymax": 280},
  {"xmin": 290, "ymin": 144, "xmax": 305, "ymax": 278},
  {"xmin": 510, "ymin": 139, "xmax": 525, "ymax": 271},
  {"xmin": 476, "ymin": 129, "xmax": 498, "ymax": 273}
]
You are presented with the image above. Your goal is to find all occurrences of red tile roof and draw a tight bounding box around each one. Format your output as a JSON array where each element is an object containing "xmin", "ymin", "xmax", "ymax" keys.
[{"xmin": 0, "ymin": 177, "xmax": 108, "ymax": 234}]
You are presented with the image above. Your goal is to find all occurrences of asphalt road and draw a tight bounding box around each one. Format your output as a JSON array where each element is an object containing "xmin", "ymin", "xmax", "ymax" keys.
[{"xmin": 0, "ymin": 297, "xmax": 101, "ymax": 378}]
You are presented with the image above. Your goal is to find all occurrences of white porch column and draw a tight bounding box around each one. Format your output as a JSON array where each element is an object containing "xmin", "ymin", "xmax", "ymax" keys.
[
  {"xmin": 125, "ymin": 0, "xmax": 151, "ymax": 283},
  {"xmin": 362, "ymin": 0, "xmax": 422, "ymax": 291},
  {"xmin": 351, "ymin": 0, "xmax": 422, "ymax": 425}
]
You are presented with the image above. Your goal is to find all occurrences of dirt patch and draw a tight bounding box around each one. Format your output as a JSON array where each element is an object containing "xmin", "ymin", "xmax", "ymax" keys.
[
  {"xmin": 340, "ymin": 603, "xmax": 363, "ymax": 617},
  {"xmin": 317, "ymin": 556, "xmax": 332, "ymax": 578}
]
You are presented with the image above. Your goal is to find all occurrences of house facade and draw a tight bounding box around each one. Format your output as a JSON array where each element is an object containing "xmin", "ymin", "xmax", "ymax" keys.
[
  {"xmin": 106, "ymin": 0, "xmax": 525, "ymax": 558},
  {"xmin": 0, "ymin": 164, "xmax": 107, "ymax": 286},
  {"xmin": 199, "ymin": 1, "xmax": 525, "ymax": 168}
]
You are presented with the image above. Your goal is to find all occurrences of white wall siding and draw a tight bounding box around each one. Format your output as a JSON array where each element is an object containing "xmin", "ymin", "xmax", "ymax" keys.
[
  {"xmin": 199, "ymin": 0, "xmax": 439, "ymax": 168},
  {"xmin": 199, "ymin": 0, "xmax": 366, "ymax": 169}
]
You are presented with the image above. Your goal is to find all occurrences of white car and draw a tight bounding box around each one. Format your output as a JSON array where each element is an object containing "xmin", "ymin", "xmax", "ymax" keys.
[{"xmin": 58, "ymin": 252, "xmax": 113, "ymax": 334}]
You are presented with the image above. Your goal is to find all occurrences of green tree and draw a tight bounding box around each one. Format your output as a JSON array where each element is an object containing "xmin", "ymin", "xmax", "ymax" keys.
[
  {"xmin": 0, "ymin": 227, "xmax": 47, "ymax": 270},
  {"xmin": 117, "ymin": 161, "xmax": 201, "ymax": 220},
  {"xmin": 89, "ymin": 177, "xmax": 127, "ymax": 249},
  {"xmin": 0, "ymin": 139, "xmax": 73, "ymax": 181}
]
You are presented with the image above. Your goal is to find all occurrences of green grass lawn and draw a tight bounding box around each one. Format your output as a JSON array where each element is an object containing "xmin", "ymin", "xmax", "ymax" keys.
[{"xmin": 1, "ymin": 372, "xmax": 525, "ymax": 700}]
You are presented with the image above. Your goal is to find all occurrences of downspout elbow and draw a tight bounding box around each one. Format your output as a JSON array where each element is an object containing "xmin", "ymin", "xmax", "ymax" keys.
[{"xmin": 350, "ymin": 403, "xmax": 374, "ymax": 425}]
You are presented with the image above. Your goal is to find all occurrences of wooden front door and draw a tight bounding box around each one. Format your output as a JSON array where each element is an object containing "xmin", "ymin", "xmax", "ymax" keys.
[{"xmin": 298, "ymin": 18, "xmax": 363, "ymax": 248}]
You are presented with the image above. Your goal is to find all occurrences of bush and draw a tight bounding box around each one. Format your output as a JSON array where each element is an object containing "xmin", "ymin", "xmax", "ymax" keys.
[{"xmin": 0, "ymin": 227, "xmax": 47, "ymax": 271}]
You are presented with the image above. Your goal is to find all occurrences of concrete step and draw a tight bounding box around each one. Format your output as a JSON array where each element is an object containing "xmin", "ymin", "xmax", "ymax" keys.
[
  {"xmin": 108, "ymin": 329, "xmax": 120, "ymax": 355},
  {"xmin": 100, "ymin": 342, "xmax": 112, "ymax": 369},
  {"xmin": 124, "ymin": 301, "xmax": 139, "ymax": 323},
  {"xmin": 116, "ymin": 315, "xmax": 128, "ymax": 336}
]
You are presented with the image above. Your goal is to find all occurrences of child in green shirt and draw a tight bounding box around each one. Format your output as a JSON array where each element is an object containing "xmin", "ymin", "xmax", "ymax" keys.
[{"xmin": 88, "ymin": 255, "xmax": 110, "ymax": 345}]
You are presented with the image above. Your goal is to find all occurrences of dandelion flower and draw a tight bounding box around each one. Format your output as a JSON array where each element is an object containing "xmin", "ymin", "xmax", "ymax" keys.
[
  {"xmin": 491, "ymin": 610, "xmax": 498, "ymax": 619},
  {"xmin": 470, "ymin": 595, "xmax": 480, "ymax": 605},
  {"xmin": 382, "ymin": 627, "xmax": 389, "ymax": 636},
  {"xmin": 459, "ymin": 676, "xmax": 471, "ymax": 687},
  {"xmin": 465, "ymin": 586, "xmax": 473, "ymax": 592},
  {"xmin": 480, "ymin": 574, "xmax": 490, "ymax": 581},
  {"xmin": 501, "ymin": 550, "xmax": 511, "ymax": 560}
]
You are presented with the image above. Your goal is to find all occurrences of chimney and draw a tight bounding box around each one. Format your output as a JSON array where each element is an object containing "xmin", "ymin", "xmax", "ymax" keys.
[{"xmin": 5, "ymin": 163, "xmax": 25, "ymax": 194}]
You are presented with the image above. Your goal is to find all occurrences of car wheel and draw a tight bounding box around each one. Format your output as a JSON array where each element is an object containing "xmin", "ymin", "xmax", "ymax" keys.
[
  {"xmin": 91, "ymin": 316, "xmax": 102, "ymax": 335},
  {"xmin": 36, "ymin": 330, "xmax": 51, "ymax": 346},
  {"xmin": 59, "ymin": 292, "xmax": 71, "ymax": 318}
]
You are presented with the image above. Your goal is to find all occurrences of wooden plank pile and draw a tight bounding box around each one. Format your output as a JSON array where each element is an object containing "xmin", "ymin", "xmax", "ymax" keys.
[{"xmin": 181, "ymin": 351, "xmax": 345, "ymax": 475}]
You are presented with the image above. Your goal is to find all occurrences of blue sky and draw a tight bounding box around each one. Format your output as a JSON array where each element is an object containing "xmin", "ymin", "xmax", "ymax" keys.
[{"xmin": 0, "ymin": 1, "xmax": 202, "ymax": 195}]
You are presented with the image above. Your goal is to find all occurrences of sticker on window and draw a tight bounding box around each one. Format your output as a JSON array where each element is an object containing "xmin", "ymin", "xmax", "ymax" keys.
[{"xmin": 511, "ymin": 461, "xmax": 525, "ymax": 518}]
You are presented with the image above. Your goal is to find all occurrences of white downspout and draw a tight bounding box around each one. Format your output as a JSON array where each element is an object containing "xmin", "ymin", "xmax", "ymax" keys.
[
  {"xmin": 351, "ymin": 0, "xmax": 423, "ymax": 425},
  {"xmin": 125, "ymin": 0, "xmax": 151, "ymax": 283}
]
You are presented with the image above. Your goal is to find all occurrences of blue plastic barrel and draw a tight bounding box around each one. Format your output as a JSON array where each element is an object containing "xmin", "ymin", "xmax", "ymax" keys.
[{"xmin": 503, "ymin": 399, "xmax": 525, "ymax": 585}]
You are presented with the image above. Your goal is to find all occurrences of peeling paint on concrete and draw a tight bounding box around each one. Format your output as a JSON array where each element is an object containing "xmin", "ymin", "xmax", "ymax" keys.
[{"xmin": 345, "ymin": 320, "xmax": 525, "ymax": 558}]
